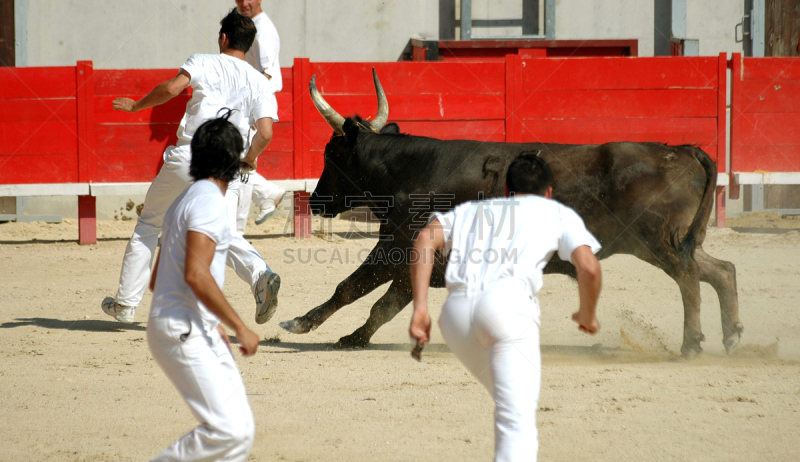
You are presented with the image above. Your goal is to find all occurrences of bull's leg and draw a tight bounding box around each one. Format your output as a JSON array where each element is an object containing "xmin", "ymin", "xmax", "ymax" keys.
[
  {"xmin": 695, "ymin": 247, "xmax": 743, "ymax": 354},
  {"xmin": 631, "ymin": 247, "xmax": 705, "ymax": 358},
  {"xmin": 333, "ymin": 273, "xmax": 412, "ymax": 349},
  {"xmin": 670, "ymin": 263, "xmax": 705, "ymax": 358},
  {"xmin": 279, "ymin": 243, "xmax": 394, "ymax": 335}
]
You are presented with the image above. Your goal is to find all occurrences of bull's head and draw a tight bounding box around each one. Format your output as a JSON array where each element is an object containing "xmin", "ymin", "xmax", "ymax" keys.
[{"xmin": 308, "ymin": 69, "xmax": 396, "ymax": 217}]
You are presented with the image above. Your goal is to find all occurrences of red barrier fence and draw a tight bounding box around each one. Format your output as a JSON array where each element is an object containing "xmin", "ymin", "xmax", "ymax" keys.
[
  {"xmin": 0, "ymin": 54, "xmax": 739, "ymax": 243},
  {"xmin": 730, "ymin": 53, "xmax": 800, "ymax": 198}
]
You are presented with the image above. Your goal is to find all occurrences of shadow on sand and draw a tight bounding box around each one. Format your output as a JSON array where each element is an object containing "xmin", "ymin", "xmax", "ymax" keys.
[{"xmin": 0, "ymin": 317, "xmax": 146, "ymax": 332}]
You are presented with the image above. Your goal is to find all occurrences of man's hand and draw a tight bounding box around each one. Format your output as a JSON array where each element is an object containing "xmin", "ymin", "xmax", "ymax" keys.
[
  {"xmin": 218, "ymin": 325, "xmax": 232, "ymax": 351},
  {"xmin": 236, "ymin": 326, "xmax": 260, "ymax": 356},
  {"xmin": 409, "ymin": 219, "xmax": 445, "ymax": 350},
  {"xmin": 185, "ymin": 231, "xmax": 259, "ymax": 357},
  {"xmin": 572, "ymin": 311, "xmax": 600, "ymax": 334},
  {"xmin": 112, "ymin": 97, "xmax": 137, "ymax": 113},
  {"xmin": 242, "ymin": 117, "xmax": 273, "ymax": 170},
  {"xmin": 243, "ymin": 156, "xmax": 258, "ymax": 171},
  {"xmin": 571, "ymin": 245, "xmax": 602, "ymax": 335},
  {"xmin": 409, "ymin": 305, "xmax": 431, "ymax": 347},
  {"xmin": 111, "ymin": 70, "xmax": 190, "ymax": 114}
]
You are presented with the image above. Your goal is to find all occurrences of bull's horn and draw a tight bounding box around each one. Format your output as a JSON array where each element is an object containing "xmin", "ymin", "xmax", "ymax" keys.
[
  {"xmin": 371, "ymin": 68, "xmax": 389, "ymax": 132},
  {"xmin": 309, "ymin": 74, "xmax": 345, "ymax": 135}
]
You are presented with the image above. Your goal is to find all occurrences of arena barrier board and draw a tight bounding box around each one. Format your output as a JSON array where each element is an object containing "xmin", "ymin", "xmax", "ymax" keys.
[
  {"xmin": 1, "ymin": 55, "xmax": 735, "ymax": 243},
  {"xmin": 730, "ymin": 53, "xmax": 800, "ymax": 199}
]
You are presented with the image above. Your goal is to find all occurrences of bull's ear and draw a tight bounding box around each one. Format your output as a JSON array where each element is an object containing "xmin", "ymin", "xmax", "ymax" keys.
[{"xmin": 380, "ymin": 123, "xmax": 400, "ymax": 135}]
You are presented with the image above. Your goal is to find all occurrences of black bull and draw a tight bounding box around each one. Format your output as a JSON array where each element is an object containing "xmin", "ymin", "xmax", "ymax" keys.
[{"xmin": 279, "ymin": 75, "xmax": 743, "ymax": 358}]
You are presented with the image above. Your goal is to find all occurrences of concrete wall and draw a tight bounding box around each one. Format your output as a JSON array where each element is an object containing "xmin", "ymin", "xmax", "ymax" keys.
[
  {"xmin": 687, "ymin": 0, "xmax": 744, "ymax": 57},
  {"xmin": 19, "ymin": 0, "xmax": 226, "ymax": 68},
  {"xmin": 16, "ymin": 0, "xmax": 438, "ymax": 68},
  {"xmin": 555, "ymin": 0, "xmax": 744, "ymax": 57},
  {"xmin": 16, "ymin": 0, "xmax": 746, "ymax": 66},
  {"xmin": 556, "ymin": 0, "xmax": 654, "ymax": 55},
  {"xmin": 266, "ymin": 0, "xmax": 438, "ymax": 63}
]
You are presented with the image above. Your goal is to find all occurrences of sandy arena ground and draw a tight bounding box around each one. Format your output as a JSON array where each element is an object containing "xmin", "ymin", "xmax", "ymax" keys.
[{"xmin": 1, "ymin": 212, "xmax": 799, "ymax": 461}]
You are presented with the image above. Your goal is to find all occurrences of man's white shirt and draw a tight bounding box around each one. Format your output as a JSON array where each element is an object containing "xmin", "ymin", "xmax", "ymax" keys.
[
  {"xmin": 151, "ymin": 180, "xmax": 231, "ymax": 332},
  {"xmin": 176, "ymin": 53, "xmax": 278, "ymax": 150},
  {"xmin": 433, "ymin": 195, "xmax": 601, "ymax": 295},
  {"xmin": 246, "ymin": 11, "xmax": 282, "ymax": 93}
]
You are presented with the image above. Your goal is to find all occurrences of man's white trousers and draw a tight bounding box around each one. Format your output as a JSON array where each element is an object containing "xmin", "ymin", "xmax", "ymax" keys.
[
  {"xmin": 236, "ymin": 171, "xmax": 284, "ymax": 233},
  {"xmin": 147, "ymin": 315, "xmax": 254, "ymax": 461},
  {"xmin": 439, "ymin": 278, "xmax": 542, "ymax": 462},
  {"xmin": 114, "ymin": 145, "xmax": 268, "ymax": 308}
]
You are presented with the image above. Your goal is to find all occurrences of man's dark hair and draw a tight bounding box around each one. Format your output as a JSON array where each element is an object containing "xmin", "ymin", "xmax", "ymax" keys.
[
  {"xmin": 506, "ymin": 152, "xmax": 552, "ymax": 196},
  {"xmin": 190, "ymin": 109, "xmax": 242, "ymax": 183},
  {"xmin": 219, "ymin": 8, "xmax": 257, "ymax": 52}
]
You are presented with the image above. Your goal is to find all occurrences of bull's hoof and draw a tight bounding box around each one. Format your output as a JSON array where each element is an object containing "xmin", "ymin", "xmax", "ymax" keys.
[
  {"xmin": 681, "ymin": 348, "xmax": 700, "ymax": 360},
  {"xmin": 332, "ymin": 332, "xmax": 369, "ymax": 349},
  {"xmin": 681, "ymin": 334, "xmax": 705, "ymax": 359},
  {"xmin": 279, "ymin": 317, "xmax": 314, "ymax": 334},
  {"xmin": 723, "ymin": 323, "xmax": 744, "ymax": 355}
]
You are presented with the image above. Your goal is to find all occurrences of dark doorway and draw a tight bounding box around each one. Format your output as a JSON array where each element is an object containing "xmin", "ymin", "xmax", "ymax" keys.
[{"xmin": 0, "ymin": 0, "xmax": 14, "ymax": 66}]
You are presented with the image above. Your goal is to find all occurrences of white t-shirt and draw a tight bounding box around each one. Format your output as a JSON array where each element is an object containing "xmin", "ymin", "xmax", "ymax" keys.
[
  {"xmin": 246, "ymin": 12, "xmax": 283, "ymax": 93},
  {"xmin": 150, "ymin": 180, "xmax": 231, "ymax": 332},
  {"xmin": 434, "ymin": 195, "xmax": 601, "ymax": 295},
  {"xmin": 176, "ymin": 53, "xmax": 278, "ymax": 149}
]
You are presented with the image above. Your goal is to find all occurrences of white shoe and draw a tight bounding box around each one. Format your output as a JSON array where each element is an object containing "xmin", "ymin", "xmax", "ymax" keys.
[
  {"xmin": 255, "ymin": 189, "xmax": 286, "ymax": 225},
  {"xmin": 254, "ymin": 272, "xmax": 281, "ymax": 324},
  {"xmin": 101, "ymin": 297, "xmax": 136, "ymax": 324}
]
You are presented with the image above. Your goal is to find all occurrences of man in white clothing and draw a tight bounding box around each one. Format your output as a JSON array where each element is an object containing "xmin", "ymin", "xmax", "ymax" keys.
[
  {"xmin": 102, "ymin": 9, "xmax": 281, "ymax": 326},
  {"xmin": 236, "ymin": 0, "xmax": 286, "ymax": 226},
  {"xmin": 409, "ymin": 153, "xmax": 603, "ymax": 462},
  {"xmin": 147, "ymin": 113, "xmax": 260, "ymax": 461}
]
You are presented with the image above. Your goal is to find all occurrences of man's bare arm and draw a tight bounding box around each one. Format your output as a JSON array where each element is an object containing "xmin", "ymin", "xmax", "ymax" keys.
[
  {"xmin": 149, "ymin": 248, "xmax": 161, "ymax": 292},
  {"xmin": 242, "ymin": 117, "xmax": 274, "ymax": 170},
  {"xmin": 570, "ymin": 245, "xmax": 602, "ymax": 334},
  {"xmin": 185, "ymin": 231, "xmax": 260, "ymax": 356},
  {"xmin": 112, "ymin": 70, "xmax": 191, "ymax": 113},
  {"xmin": 409, "ymin": 219, "xmax": 446, "ymax": 347}
]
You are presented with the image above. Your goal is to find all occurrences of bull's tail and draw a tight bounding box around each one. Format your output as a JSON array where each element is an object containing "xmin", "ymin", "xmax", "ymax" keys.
[{"xmin": 677, "ymin": 146, "xmax": 717, "ymax": 261}]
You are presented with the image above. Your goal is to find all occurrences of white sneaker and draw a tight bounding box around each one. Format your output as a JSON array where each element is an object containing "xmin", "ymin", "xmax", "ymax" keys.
[
  {"xmin": 101, "ymin": 297, "xmax": 136, "ymax": 324},
  {"xmin": 254, "ymin": 272, "xmax": 281, "ymax": 324},
  {"xmin": 255, "ymin": 189, "xmax": 286, "ymax": 225}
]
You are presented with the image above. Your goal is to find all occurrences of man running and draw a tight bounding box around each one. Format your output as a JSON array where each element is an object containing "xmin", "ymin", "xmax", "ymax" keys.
[
  {"xmin": 102, "ymin": 9, "xmax": 280, "ymax": 326},
  {"xmin": 410, "ymin": 153, "xmax": 603, "ymax": 461}
]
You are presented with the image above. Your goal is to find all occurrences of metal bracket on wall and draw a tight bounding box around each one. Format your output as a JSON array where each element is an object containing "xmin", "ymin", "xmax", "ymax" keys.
[
  {"xmin": 460, "ymin": 0, "xmax": 554, "ymax": 40},
  {"xmin": 742, "ymin": 0, "xmax": 765, "ymax": 57},
  {"xmin": 735, "ymin": 13, "xmax": 751, "ymax": 43}
]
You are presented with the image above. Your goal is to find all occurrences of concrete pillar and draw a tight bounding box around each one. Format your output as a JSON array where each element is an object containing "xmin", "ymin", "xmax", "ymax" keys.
[
  {"xmin": 654, "ymin": 0, "xmax": 687, "ymax": 56},
  {"xmin": 751, "ymin": 0, "xmax": 765, "ymax": 57}
]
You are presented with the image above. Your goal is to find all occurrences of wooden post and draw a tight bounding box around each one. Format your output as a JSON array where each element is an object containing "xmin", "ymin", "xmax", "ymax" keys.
[
  {"xmin": 716, "ymin": 186, "xmax": 726, "ymax": 228},
  {"xmin": 292, "ymin": 58, "xmax": 311, "ymax": 179},
  {"xmin": 292, "ymin": 58, "xmax": 313, "ymax": 238},
  {"xmin": 717, "ymin": 53, "xmax": 727, "ymax": 175},
  {"xmin": 716, "ymin": 52, "xmax": 727, "ymax": 228},
  {"xmin": 504, "ymin": 54, "xmax": 521, "ymax": 143},
  {"xmin": 76, "ymin": 60, "xmax": 97, "ymax": 244},
  {"xmin": 293, "ymin": 191, "xmax": 311, "ymax": 239},
  {"xmin": 78, "ymin": 196, "xmax": 97, "ymax": 245},
  {"xmin": 728, "ymin": 53, "xmax": 741, "ymax": 201}
]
